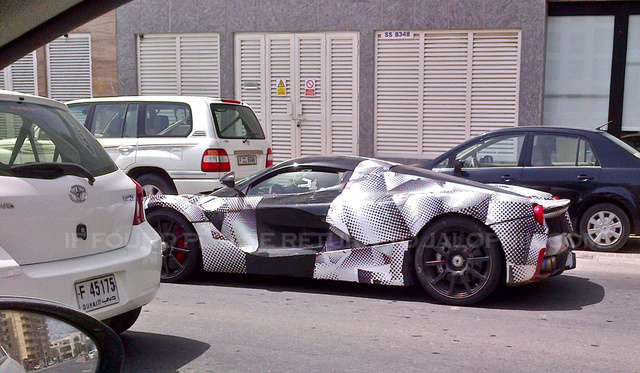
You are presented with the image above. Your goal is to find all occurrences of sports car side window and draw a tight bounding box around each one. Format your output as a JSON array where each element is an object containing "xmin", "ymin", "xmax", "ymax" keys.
[
  {"xmin": 246, "ymin": 170, "xmax": 345, "ymax": 196},
  {"xmin": 455, "ymin": 134, "xmax": 526, "ymax": 168}
]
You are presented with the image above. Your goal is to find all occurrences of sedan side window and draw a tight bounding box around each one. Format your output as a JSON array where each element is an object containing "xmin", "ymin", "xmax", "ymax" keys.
[
  {"xmin": 531, "ymin": 134, "xmax": 598, "ymax": 166},
  {"xmin": 246, "ymin": 170, "xmax": 345, "ymax": 196},
  {"xmin": 455, "ymin": 134, "xmax": 526, "ymax": 168}
]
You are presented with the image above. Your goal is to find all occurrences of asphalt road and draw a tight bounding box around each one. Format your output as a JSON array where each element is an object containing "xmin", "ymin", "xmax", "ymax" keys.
[{"xmin": 122, "ymin": 240, "xmax": 640, "ymax": 373}]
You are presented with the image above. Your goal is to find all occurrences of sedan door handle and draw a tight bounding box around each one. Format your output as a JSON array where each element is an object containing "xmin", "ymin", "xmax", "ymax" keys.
[
  {"xmin": 117, "ymin": 145, "xmax": 134, "ymax": 155},
  {"xmin": 500, "ymin": 175, "xmax": 515, "ymax": 182},
  {"xmin": 577, "ymin": 174, "xmax": 594, "ymax": 181}
]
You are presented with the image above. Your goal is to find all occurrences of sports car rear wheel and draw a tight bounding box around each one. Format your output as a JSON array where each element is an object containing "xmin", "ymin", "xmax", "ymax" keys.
[
  {"xmin": 414, "ymin": 216, "xmax": 502, "ymax": 306},
  {"xmin": 147, "ymin": 208, "xmax": 202, "ymax": 283}
]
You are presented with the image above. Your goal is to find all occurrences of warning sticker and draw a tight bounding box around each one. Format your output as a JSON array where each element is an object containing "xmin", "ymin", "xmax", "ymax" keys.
[
  {"xmin": 276, "ymin": 79, "xmax": 287, "ymax": 96},
  {"xmin": 305, "ymin": 79, "xmax": 316, "ymax": 96}
]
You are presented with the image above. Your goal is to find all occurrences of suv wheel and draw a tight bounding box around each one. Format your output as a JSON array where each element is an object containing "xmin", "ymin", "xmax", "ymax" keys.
[
  {"xmin": 136, "ymin": 174, "xmax": 176, "ymax": 197},
  {"xmin": 579, "ymin": 203, "xmax": 629, "ymax": 252}
]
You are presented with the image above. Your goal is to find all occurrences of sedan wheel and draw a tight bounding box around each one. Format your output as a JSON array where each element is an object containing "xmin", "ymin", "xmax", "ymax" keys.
[
  {"xmin": 147, "ymin": 208, "xmax": 202, "ymax": 282},
  {"xmin": 414, "ymin": 216, "xmax": 502, "ymax": 305},
  {"xmin": 580, "ymin": 203, "xmax": 629, "ymax": 252}
]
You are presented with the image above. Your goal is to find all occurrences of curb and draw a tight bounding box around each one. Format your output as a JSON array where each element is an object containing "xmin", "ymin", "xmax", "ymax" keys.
[{"xmin": 574, "ymin": 249, "xmax": 640, "ymax": 263}]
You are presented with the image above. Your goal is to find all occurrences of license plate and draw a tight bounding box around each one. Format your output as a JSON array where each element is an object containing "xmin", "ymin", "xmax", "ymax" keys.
[
  {"xmin": 75, "ymin": 274, "xmax": 120, "ymax": 312},
  {"xmin": 237, "ymin": 154, "xmax": 257, "ymax": 165}
]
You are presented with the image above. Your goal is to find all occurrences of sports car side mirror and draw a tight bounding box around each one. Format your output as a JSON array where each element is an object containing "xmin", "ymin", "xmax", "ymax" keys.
[
  {"xmin": 453, "ymin": 159, "xmax": 464, "ymax": 175},
  {"xmin": 0, "ymin": 297, "xmax": 124, "ymax": 373},
  {"xmin": 220, "ymin": 172, "xmax": 236, "ymax": 189}
]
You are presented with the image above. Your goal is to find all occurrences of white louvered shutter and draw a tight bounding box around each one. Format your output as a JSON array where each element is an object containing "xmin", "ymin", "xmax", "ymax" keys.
[
  {"xmin": 47, "ymin": 34, "xmax": 92, "ymax": 101},
  {"xmin": 297, "ymin": 34, "xmax": 324, "ymax": 156},
  {"xmin": 375, "ymin": 35, "xmax": 421, "ymax": 155},
  {"xmin": 327, "ymin": 34, "xmax": 358, "ymax": 155},
  {"xmin": 138, "ymin": 34, "xmax": 220, "ymax": 96},
  {"xmin": 0, "ymin": 52, "xmax": 37, "ymax": 95},
  {"xmin": 266, "ymin": 35, "xmax": 295, "ymax": 161},
  {"xmin": 235, "ymin": 35, "xmax": 265, "ymax": 126},
  {"xmin": 375, "ymin": 30, "xmax": 520, "ymax": 159},
  {"xmin": 422, "ymin": 32, "xmax": 470, "ymax": 155},
  {"xmin": 469, "ymin": 32, "xmax": 520, "ymax": 137},
  {"xmin": 138, "ymin": 35, "xmax": 178, "ymax": 94}
]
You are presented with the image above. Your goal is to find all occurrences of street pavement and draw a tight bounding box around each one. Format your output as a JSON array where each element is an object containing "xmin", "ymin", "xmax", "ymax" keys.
[{"xmin": 121, "ymin": 239, "xmax": 640, "ymax": 373}]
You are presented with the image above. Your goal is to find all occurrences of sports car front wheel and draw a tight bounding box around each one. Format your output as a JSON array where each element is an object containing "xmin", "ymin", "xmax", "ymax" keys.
[
  {"xmin": 147, "ymin": 208, "xmax": 202, "ymax": 283},
  {"xmin": 414, "ymin": 216, "xmax": 503, "ymax": 306}
]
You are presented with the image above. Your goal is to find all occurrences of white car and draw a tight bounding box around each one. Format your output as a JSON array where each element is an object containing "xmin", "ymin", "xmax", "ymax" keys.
[
  {"xmin": 66, "ymin": 96, "xmax": 273, "ymax": 196},
  {"xmin": 0, "ymin": 90, "xmax": 162, "ymax": 333}
]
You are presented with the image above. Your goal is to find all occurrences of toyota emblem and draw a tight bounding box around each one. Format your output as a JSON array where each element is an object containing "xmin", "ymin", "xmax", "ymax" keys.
[{"xmin": 69, "ymin": 185, "xmax": 88, "ymax": 203}]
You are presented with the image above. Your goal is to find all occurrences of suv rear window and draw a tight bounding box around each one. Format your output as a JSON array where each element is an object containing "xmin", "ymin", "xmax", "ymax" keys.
[
  {"xmin": 0, "ymin": 101, "xmax": 117, "ymax": 176},
  {"xmin": 211, "ymin": 104, "xmax": 265, "ymax": 140}
]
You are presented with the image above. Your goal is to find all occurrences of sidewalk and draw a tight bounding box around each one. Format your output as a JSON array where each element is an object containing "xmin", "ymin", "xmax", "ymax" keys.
[{"xmin": 574, "ymin": 249, "xmax": 640, "ymax": 263}]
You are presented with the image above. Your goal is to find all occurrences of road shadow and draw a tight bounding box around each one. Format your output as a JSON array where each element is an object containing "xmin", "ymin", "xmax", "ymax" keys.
[
  {"xmin": 120, "ymin": 331, "xmax": 209, "ymax": 373},
  {"xmin": 187, "ymin": 271, "xmax": 604, "ymax": 312}
]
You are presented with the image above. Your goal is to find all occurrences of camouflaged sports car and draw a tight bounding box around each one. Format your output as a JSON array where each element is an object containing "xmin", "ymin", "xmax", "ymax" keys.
[{"xmin": 145, "ymin": 156, "xmax": 576, "ymax": 305}]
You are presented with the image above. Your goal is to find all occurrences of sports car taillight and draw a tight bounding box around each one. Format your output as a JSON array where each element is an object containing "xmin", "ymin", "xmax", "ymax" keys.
[
  {"xmin": 533, "ymin": 204, "xmax": 544, "ymax": 226},
  {"xmin": 266, "ymin": 148, "xmax": 273, "ymax": 167},
  {"xmin": 202, "ymin": 149, "xmax": 231, "ymax": 172},
  {"xmin": 133, "ymin": 180, "xmax": 146, "ymax": 225}
]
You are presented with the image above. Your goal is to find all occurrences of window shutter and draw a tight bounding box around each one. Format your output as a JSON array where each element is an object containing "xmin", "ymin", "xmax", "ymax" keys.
[
  {"xmin": 180, "ymin": 35, "xmax": 220, "ymax": 97},
  {"xmin": 375, "ymin": 35, "xmax": 421, "ymax": 155},
  {"xmin": 327, "ymin": 34, "xmax": 359, "ymax": 155},
  {"xmin": 375, "ymin": 30, "xmax": 521, "ymax": 158},
  {"xmin": 470, "ymin": 32, "xmax": 520, "ymax": 137},
  {"xmin": 138, "ymin": 35, "xmax": 179, "ymax": 95},
  {"xmin": 0, "ymin": 52, "xmax": 37, "ymax": 95},
  {"xmin": 235, "ymin": 35, "xmax": 265, "ymax": 126},
  {"xmin": 47, "ymin": 34, "xmax": 92, "ymax": 101},
  {"xmin": 138, "ymin": 34, "xmax": 220, "ymax": 96},
  {"xmin": 297, "ymin": 35, "xmax": 324, "ymax": 156},
  {"xmin": 267, "ymin": 35, "xmax": 295, "ymax": 161}
]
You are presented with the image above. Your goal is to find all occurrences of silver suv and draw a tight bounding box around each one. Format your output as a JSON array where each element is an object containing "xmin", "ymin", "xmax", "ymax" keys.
[{"xmin": 67, "ymin": 96, "xmax": 273, "ymax": 196}]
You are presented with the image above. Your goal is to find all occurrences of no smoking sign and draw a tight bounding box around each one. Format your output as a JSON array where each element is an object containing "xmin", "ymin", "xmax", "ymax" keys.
[{"xmin": 305, "ymin": 79, "xmax": 316, "ymax": 96}]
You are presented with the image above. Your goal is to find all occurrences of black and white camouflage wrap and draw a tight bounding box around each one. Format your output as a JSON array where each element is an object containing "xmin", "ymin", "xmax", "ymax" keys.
[{"xmin": 145, "ymin": 158, "xmax": 572, "ymax": 287}]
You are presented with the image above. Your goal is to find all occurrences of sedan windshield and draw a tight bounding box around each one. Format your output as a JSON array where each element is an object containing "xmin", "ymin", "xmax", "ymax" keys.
[{"xmin": 0, "ymin": 101, "xmax": 117, "ymax": 177}]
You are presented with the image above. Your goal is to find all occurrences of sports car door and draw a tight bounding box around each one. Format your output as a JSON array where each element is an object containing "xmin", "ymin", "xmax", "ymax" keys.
[{"xmin": 246, "ymin": 168, "xmax": 348, "ymax": 265}]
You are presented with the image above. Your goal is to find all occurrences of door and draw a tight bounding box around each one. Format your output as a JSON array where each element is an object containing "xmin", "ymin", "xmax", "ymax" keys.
[
  {"xmin": 443, "ymin": 133, "xmax": 527, "ymax": 184},
  {"xmin": 87, "ymin": 103, "xmax": 139, "ymax": 171},
  {"xmin": 235, "ymin": 32, "xmax": 359, "ymax": 161},
  {"xmin": 520, "ymin": 133, "xmax": 601, "ymax": 203}
]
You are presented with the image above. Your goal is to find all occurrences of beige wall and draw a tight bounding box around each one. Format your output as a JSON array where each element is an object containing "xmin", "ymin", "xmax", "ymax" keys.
[{"xmin": 37, "ymin": 10, "xmax": 118, "ymax": 98}]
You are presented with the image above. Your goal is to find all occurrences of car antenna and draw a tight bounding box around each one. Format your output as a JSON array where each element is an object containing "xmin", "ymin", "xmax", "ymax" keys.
[{"xmin": 596, "ymin": 121, "xmax": 612, "ymax": 131}]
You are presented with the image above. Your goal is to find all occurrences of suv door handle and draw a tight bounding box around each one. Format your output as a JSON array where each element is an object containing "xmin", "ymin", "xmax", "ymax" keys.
[
  {"xmin": 117, "ymin": 145, "xmax": 134, "ymax": 155},
  {"xmin": 577, "ymin": 174, "xmax": 594, "ymax": 181},
  {"xmin": 500, "ymin": 175, "xmax": 515, "ymax": 182}
]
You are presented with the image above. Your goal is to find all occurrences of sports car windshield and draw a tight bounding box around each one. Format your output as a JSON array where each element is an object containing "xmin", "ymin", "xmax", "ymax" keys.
[{"xmin": 0, "ymin": 101, "xmax": 117, "ymax": 177}]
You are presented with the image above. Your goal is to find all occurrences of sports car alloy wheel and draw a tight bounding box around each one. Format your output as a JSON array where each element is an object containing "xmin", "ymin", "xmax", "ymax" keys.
[
  {"xmin": 147, "ymin": 208, "xmax": 202, "ymax": 282},
  {"xmin": 415, "ymin": 216, "xmax": 502, "ymax": 305}
]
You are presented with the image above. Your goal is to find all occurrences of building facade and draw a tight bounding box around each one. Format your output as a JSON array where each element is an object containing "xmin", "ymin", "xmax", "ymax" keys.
[{"xmin": 3, "ymin": 1, "xmax": 639, "ymax": 164}]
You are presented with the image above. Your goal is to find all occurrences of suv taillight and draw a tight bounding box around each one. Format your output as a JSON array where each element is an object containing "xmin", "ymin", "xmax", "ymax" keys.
[
  {"xmin": 202, "ymin": 149, "xmax": 231, "ymax": 172},
  {"xmin": 133, "ymin": 180, "xmax": 146, "ymax": 225},
  {"xmin": 266, "ymin": 148, "xmax": 273, "ymax": 167}
]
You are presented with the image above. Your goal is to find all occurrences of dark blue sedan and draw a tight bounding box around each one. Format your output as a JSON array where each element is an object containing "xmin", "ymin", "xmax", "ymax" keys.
[{"xmin": 421, "ymin": 127, "xmax": 640, "ymax": 252}]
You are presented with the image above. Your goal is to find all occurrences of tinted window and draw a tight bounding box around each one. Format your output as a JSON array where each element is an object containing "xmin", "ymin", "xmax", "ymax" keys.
[
  {"xmin": 246, "ymin": 170, "xmax": 344, "ymax": 196},
  {"xmin": 143, "ymin": 103, "xmax": 192, "ymax": 137},
  {"xmin": 0, "ymin": 102, "xmax": 117, "ymax": 176},
  {"xmin": 91, "ymin": 103, "xmax": 127, "ymax": 138},
  {"xmin": 123, "ymin": 104, "xmax": 138, "ymax": 138},
  {"xmin": 531, "ymin": 134, "xmax": 598, "ymax": 166},
  {"xmin": 68, "ymin": 103, "xmax": 90, "ymax": 125},
  {"xmin": 455, "ymin": 134, "xmax": 525, "ymax": 168},
  {"xmin": 211, "ymin": 104, "xmax": 265, "ymax": 140}
]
